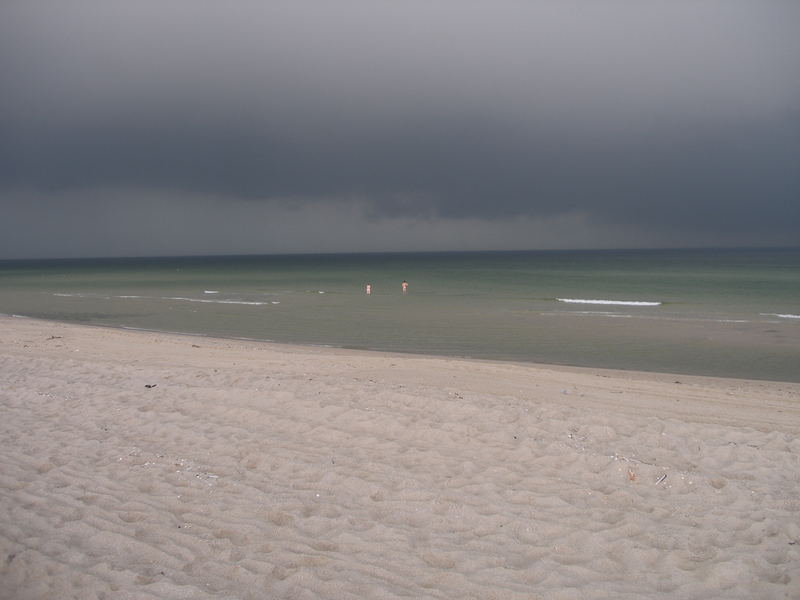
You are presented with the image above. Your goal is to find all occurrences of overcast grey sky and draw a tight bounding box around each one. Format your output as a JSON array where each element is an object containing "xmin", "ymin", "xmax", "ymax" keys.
[{"xmin": 1, "ymin": 0, "xmax": 798, "ymax": 258}]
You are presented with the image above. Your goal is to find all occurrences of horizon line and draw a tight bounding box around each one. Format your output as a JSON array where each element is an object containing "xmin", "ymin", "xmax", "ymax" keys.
[{"xmin": 2, "ymin": 245, "xmax": 799, "ymax": 263}]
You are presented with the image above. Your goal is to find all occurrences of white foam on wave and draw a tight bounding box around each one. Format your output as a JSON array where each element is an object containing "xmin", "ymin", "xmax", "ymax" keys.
[
  {"xmin": 204, "ymin": 290, "xmax": 220, "ymax": 294},
  {"xmin": 572, "ymin": 311, "xmax": 633, "ymax": 318},
  {"xmin": 53, "ymin": 292, "xmax": 111, "ymax": 300},
  {"xmin": 164, "ymin": 297, "xmax": 268, "ymax": 306},
  {"xmin": 54, "ymin": 292, "xmax": 273, "ymax": 307},
  {"xmin": 557, "ymin": 298, "xmax": 661, "ymax": 307},
  {"xmin": 543, "ymin": 311, "xmax": 755, "ymax": 324},
  {"xmin": 761, "ymin": 313, "xmax": 800, "ymax": 320}
]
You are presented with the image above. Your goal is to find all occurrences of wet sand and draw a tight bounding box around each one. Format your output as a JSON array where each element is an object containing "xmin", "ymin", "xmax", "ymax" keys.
[{"xmin": 1, "ymin": 315, "xmax": 799, "ymax": 599}]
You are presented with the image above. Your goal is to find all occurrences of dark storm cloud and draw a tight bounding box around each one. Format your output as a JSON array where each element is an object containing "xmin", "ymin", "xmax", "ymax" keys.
[{"xmin": 1, "ymin": 0, "xmax": 798, "ymax": 257}]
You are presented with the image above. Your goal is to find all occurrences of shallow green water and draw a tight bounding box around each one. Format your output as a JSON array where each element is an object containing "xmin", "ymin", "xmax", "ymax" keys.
[{"xmin": 1, "ymin": 248, "xmax": 798, "ymax": 381}]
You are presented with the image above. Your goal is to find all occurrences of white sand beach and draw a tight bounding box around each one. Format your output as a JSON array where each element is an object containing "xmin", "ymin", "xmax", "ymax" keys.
[{"xmin": 1, "ymin": 314, "xmax": 799, "ymax": 599}]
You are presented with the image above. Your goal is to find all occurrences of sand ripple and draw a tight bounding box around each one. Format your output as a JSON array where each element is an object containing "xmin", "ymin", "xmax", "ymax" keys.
[{"xmin": 1, "ymin": 318, "xmax": 799, "ymax": 599}]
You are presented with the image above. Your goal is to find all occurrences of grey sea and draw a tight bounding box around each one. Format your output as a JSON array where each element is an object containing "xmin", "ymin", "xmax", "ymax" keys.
[{"xmin": 1, "ymin": 248, "xmax": 798, "ymax": 382}]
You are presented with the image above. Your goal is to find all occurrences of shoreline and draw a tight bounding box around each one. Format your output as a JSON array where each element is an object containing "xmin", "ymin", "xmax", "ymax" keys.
[
  {"xmin": 4, "ymin": 312, "xmax": 799, "ymax": 388},
  {"xmin": 3, "ymin": 314, "xmax": 800, "ymax": 434},
  {"xmin": 2, "ymin": 314, "xmax": 799, "ymax": 598}
]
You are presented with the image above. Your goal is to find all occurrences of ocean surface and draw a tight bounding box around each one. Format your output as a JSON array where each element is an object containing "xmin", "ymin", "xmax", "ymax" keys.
[{"xmin": 1, "ymin": 248, "xmax": 798, "ymax": 382}]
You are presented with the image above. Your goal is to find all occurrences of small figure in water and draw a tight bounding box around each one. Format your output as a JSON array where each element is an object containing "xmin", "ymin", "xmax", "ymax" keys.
[
  {"xmin": 365, "ymin": 283, "xmax": 372, "ymax": 295},
  {"xmin": 401, "ymin": 280, "xmax": 409, "ymax": 293}
]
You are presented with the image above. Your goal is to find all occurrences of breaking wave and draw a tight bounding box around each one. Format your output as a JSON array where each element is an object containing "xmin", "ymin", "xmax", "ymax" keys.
[
  {"xmin": 557, "ymin": 298, "xmax": 661, "ymax": 307},
  {"xmin": 54, "ymin": 292, "xmax": 273, "ymax": 306},
  {"xmin": 163, "ymin": 297, "xmax": 268, "ymax": 306}
]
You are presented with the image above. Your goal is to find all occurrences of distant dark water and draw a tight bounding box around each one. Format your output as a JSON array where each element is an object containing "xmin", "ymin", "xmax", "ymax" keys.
[{"xmin": 1, "ymin": 248, "xmax": 798, "ymax": 381}]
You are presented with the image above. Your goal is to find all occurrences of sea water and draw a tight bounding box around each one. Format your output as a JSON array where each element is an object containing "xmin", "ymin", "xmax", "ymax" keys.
[{"xmin": 1, "ymin": 248, "xmax": 798, "ymax": 382}]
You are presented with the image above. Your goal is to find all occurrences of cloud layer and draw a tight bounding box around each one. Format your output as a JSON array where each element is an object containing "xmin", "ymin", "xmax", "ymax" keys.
[{"xmin": 1, "ymin": 1, "xmax": 798, "ymax": 257}]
